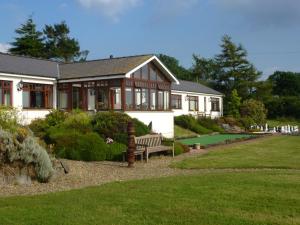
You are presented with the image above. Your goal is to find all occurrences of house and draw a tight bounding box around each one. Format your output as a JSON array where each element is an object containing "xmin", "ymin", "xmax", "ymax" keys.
[
  {"xmin": 0, "ymin": 53, "xmax": 223, "ymax": 138},
  {"xmin": 171, "ymin": 80, "xmax": 223, "ymax": 118}
]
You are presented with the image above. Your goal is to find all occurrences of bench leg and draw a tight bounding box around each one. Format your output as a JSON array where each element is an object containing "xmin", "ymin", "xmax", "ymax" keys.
[
  {"xmin": 146, "ymin": 150, "xmax": 149, "ymax": 163},
  {"xmin": 172, "ymin": 143, "xmax": 175, "ymax": 157}
]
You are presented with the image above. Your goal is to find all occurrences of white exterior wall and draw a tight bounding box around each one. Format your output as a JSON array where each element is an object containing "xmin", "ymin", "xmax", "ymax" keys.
[
  {"xmin": 171, "ymin": 90, "xmax": 223, "ymax": 118},
  {"xmin": 0, "ymin": 72, "xmax": 56, "ymax": 124},
  {"xmin": 126, "ymin": 111, "xmax": 174, "ymax": 138}
]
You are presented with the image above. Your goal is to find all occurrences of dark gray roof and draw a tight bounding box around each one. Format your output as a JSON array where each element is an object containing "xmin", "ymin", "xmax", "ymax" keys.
[
  {"xmin": 59, "ymin": 55, "xmax": 153, "ymax": 79},
  {"xmin": 0, "ymin": 53, "xmax": 58, "ymax": 78},
  {"xmin": 172, "ymin": 80, "xmax": 222, "ymax": 95}
]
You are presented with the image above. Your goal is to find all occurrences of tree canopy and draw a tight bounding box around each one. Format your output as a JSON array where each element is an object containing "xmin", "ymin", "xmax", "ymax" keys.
[
  {"xmin": 157, "ymin": 54, "xmax": 192, "ymax": 81},
  {"xmin": 213, "ymin": 35, "xmax": 261, "ymax": 100},
  {"xmin": 9, "ymin": 17, "xmax": 45, "ymax": 58},
  {"xmin": 9, "ymin": 17, "xmax": 88, "ymax": 62}
]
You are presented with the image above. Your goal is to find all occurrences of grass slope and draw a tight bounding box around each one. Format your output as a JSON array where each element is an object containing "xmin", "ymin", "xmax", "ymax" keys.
[
  {"xmin": 174, "ymin": 125, "xmax": 197, "ymax": 139},
  {"xmin": 0, "ymin": 172, "xmax": 299, "ymax": 225},
  {"xmin": 174, "ymin": 136, "xmax": 300, "ymax": 169}
]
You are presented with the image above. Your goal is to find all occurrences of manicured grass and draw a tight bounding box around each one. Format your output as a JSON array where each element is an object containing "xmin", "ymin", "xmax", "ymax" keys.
[
  {"xmin": 178, "ymin": 134, "xmax": 254, "ymax": 146},
  {"xmin": 174, "ymin": 125, "xmax": 197, "ymax": 139},
  {"xmin": 174, "ymin": 136, "xmax": 300, "ymax": 169},
  {"xmin": 0, "ymin": 172, "xmax": 299, "ymax": 225}
]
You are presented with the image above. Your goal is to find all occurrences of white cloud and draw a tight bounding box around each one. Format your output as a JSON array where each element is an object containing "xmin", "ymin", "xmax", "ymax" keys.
[
  {"xmin": 77, "ymin": 0, "xmax": 141, "ymax": 22},
  {"xmin": 215, "ymin": 0, "xmax": 300, "ymax": 28},
  {"xmin": 0, "ymin": 43, "xmax": 11, "ymax": 53}
]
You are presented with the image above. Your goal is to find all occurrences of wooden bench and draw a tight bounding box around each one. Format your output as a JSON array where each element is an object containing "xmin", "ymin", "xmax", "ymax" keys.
[
  {"xmin": 135, "ymin": 134, "xmax": 174, "ymax": 162},
  {"xmin": 123, "ymin": 134, "xmax": 174, "ymax": 162}
]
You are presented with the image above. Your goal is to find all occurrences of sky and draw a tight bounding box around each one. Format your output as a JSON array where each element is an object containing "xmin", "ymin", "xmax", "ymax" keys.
[{"xmin": 0, "ymin": 0, "xmax": 300, "ymax": 79}]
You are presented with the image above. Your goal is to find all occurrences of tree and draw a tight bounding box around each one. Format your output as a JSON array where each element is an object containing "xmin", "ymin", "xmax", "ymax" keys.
[
  {"xmin": 9, "ymin": 17, "xmax": 45, "ymax": 58},
  {"xmin": 191, "ymin": 54, "xmax": 220, "ymax": 84},
  {"xmin": 214, "ymin": 35, "xmax": 261, "ymax": 100},
  {"xmin": 43, "ymin": 21, "xmax": 89, "ymax": 62},
  {"xmin": 226, "ymin": 89, "xmax": 241, "ymax": 118},
  {"xmin": 157, "ymin": 54, "xmax": 192, "ymax": 80},
  {"xmin": 240, "ymin": 99, "xmax": 267, "ymax": 125},
  {"xmin": 268, "ymin": 71, "xmax": 300, "ymax": 96}
]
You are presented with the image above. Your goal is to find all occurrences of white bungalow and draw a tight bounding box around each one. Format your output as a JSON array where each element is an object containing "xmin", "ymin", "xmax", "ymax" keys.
[{"xmin": 0, "ymin": 53, "xmax": 223, "ymax": 138}]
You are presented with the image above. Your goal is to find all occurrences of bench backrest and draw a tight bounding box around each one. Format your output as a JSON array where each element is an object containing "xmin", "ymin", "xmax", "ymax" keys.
[{"xmin": 135, "ymin": 134, "xmax": 162, "ymax": 147}]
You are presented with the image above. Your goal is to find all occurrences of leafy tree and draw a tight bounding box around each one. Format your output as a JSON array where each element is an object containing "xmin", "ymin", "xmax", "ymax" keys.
[
  {"xmin": 9, "ymin": 17, "xmax": 45, "ymax": 58},
  {"xmin": 268, "ymin": 71, "xmax": 300, "ymax": 96},
  {"xmin": 43, "ymin": 21, "xmax": 88, "ymax": 62},
  {"xmin": 191, "ymin": 54, "xmax": 220, "ymax": 84},
  {"xmin": 157, "ymin": 54, "xmax": 192, "ymax": 80},
  {"xmin": 213, "ymin": 35, "xmax": 261, "ymax": 100},
  {"xmin": 251, "ymin": 80, "xmax": 273, "ymax": 103},
  {"xmin": 226, "ymin": 89, "xmax": 241, "ymax": 118},
  {"xmin": 240, "ymin": 99, "xmax": 267, "ymax": 125}
]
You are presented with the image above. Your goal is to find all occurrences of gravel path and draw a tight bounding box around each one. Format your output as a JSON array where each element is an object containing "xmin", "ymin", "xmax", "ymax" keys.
[{"xmin": 0, "ymin": 136, "xmax": 286, "ymax": 197}]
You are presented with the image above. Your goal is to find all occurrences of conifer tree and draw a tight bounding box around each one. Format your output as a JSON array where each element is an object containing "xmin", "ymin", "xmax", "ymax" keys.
[{"xmin": 9, "ymin": 17, "xmax": 45, "ymax": 58}]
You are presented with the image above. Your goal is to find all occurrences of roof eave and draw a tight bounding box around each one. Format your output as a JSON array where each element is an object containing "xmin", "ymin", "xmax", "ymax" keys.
[{"xmin": 125, "ymin": 56, "xmax": 180, "ymax": 84}]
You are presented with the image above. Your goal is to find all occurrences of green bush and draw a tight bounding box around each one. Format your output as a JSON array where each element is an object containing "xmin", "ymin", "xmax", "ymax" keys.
[
  {"xmin": 198, "ymin": 118, "xmax": 224, "ymax": 133},
  {"xmin": 106, "ymin": 142, "xmax": 127, "ymax": 161},
  {"xmin": 0, "ymin": 106, "xmax": 19, "ymax": 133},
  {"xmin": 239, "ymin": 117, "xmax": 255, "ymax": 129},
  {"xmin": 240, "ymin": 99, "xmax": 267, "ymax": 125},
  {"xmin": 51, "ymin": 130, "xmax": 108, "ymax": 161},
  {"xmin": 175, "ymin": 115, "xmax": 212, "ymax": 134},
  {"xmin": 92, "ymin": 112, "xmax": 150, "ymax": 144},
  {"xmin": 174, "ymin": 142, "xmax": 189, "ymax": 156}
]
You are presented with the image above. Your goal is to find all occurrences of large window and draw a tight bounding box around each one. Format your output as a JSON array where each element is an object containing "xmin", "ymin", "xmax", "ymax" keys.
[
  {"xmin": 125, "ymin": 88, "xmax": 133, "ymax": 110},
  {"xmin": 0, "ymin": 80, "xmax": 12, "ymax": 106},
  {"xmin": 211, "ymin": 97, "xmax": 220, "ymax": 112},
  {"xmin": 171, "ymin": 94, "xmax": 182, "ymax": 109},
  {"xmin": 188, "ymin": 96, "xmax": 198, "ymax": 111},
  {"xmin": 111, "ymin": 87, "xmax": 121, "ymax": 110},
  {"xmin": 150, "ymin": 89, "xmax": 156, "ymax": 110},
  {"xmin": 23, "ymin": 83, "xmax": 53, "ymax": 109}
]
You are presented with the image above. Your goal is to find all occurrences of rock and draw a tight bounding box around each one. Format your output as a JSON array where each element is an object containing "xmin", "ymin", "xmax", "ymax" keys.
[
  {"xmin": 60, "ymin": 160, "xmax": 70, "ymax": 174},
  {"xmin": 16, "ymin": 175, "xmax": 31, "ymax": 185}
]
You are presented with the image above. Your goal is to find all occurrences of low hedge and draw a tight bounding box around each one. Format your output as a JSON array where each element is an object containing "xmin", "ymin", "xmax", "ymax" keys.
[{"xmin": 175, "ymin": 115, "xmax": 212, "ymax": 134}]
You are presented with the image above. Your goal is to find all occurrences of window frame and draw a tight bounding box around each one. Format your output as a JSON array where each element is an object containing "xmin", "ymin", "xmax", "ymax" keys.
[
  {"xmin": 188, "ymin": 95, "xmax": 199, "ymax": 112},
  {"xmin": 211, "ymin": 97, "xmax": 220, "ymax": 112},
  {"xmin": 22, "ymin": 82, "xmax": 53, "ymax": 109},
  {"xmin": 171, "ymin": 94, "xmax": 182, "ymax": 109},
  {"xmin": 0, "ymin": 80, "xmax": 12, "ymax": 106}
]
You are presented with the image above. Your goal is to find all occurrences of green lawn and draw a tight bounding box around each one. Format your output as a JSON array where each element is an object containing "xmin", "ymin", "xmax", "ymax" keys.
[
  {"xmin": 174, "ymin": 125, "xmax": 197, "ymax": 139},
  {"xmin": 178, "ymin": 134, "xmax": 254, "ymax": 146},
  {"xmin": 0, "ymin": 172, "xmax": 299, "ymax": 225},
  {"xmin": 1, "ymin": 135, "xmax": 299, "ymax": 225},
  {"xmin": 174, "ymin": 136, "xmax": 300, "ymax": 169}
]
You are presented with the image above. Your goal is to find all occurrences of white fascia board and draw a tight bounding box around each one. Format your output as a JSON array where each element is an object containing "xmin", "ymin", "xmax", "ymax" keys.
[
  {"xmin": 171, "ymin": 90, "xmax": 224, "ymax": 97},
  {"xmin": 0, "ymin": 72, "xmax": 56, "ymax": 81},
  {"xmin": 125, "ymin": 56, "xmax": 180, "ymax": 84},
  {"xmin": 58, "ymin": 74, "xmax": 125, "ymax": 83}
]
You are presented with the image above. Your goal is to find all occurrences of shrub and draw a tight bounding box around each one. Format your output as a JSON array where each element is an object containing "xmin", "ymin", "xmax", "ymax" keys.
[
  {"xmin": 51, "ymin": 130, "xmax": 108, "ymax": 161},
  {"xmin": 62, "ymin": 111, "xmax": 92, "ymax": 133},
  {"xmin": 198, "ymin": 118, "xmax": 224, "ymax": 133},
  {"xmin": 240, "ymin": 99, "xmax": 267, "ymax": 125},
  {"xmin": 239, "ymin": 117, "xmax": 255, "ymax": 129},
  {"xmin": 175, "ymin": 115, "xmax": 212, "ymax": 134},
  {"xmin": 92, "ymin": 112, "xmax": 150, "ymax": 144},
  {"xmin": 174, "ymin": 142, "xmax": 189, "ymax": 156},
  {"xmin": 45, "ymin": 109, "xmax": 67, "ymax": 127},
  {"xmin": 0, "ymin": 128, "xmax": 54, "ymax": 182},
  {"xmin": 106, "ymin": 142, "xmax": 127, "ymax": 161},
  {"xmin": 0, "ymin": 106, "xmax": 19, "ymax": 133}
]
